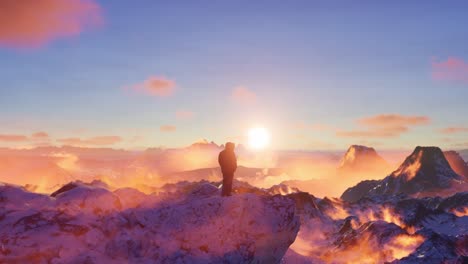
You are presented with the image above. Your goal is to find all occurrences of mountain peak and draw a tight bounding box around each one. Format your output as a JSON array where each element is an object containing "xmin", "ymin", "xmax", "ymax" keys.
[
  {"xmin": 392, "ymin": 146, "xmax": 458, "ymax": 182},
  {"xmin": 339, "ymin": 145, "xmax": 388, "ymax": 171},
  {"xmin": 341, "ymin": 146, "xmax": 464, "ymax": 202},
  {"xmin": 188, "ymin": 139, "xmax": 220, "ymax": 149}
]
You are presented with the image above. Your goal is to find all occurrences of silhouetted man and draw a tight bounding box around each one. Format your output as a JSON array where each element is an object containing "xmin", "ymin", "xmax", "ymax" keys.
[{"xmin": 218, "ymin": 142, "xmax": 237, "ymax": 196}]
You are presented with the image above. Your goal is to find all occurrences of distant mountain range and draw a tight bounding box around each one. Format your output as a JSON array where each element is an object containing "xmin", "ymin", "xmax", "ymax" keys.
[
  {"xmin": 283, "ymin": 145, "xmax": 394, "ymax": 197},
  {"xmin": 2, "ymin": 174, "xmax": 466, "ymax": 263},
  {"xmin": 341, "ymin": 146, "xmax": 466, "ymax": 202}
]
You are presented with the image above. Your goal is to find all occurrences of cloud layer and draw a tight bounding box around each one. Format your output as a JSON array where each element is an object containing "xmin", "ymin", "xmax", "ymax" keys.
[
  {"xmin": 0, "ymin": 134, "xmax": 28, "ymax": 142},
  {"xmin": 31, "ymin": 132, "xmax": 49, "ymax": 139},
  {"xmin": 0, "ymin": 0, "xmax": 102, "ymax": 48},
  {"xmin": 439, "ymin": 127, "xmax": 468, "ymax": 134},
  {"xmin": 432, "ymin": 57, "xmax": 468, "ymax": 84},
  {"xmin": 160, "ymin": 125, "xmax": 177, "ymax": 132},
  {"xmin": 132, "ymin": 76, "xmax": 175, "ymax": 97},
  {"xmin": 357, "ymin": 114, "xmax": 429, "ymax": 127},
  {"xmin": 337, "ymin": 114, "xmax": 430, "ymax": 138},
  {"xmin": 58, "ymin": 136, "xmax": 122, "ymax": 146}
]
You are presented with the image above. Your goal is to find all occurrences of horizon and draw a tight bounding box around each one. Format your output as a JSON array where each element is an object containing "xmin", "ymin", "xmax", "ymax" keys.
[
  {"xmin": 1, "ymin": 1, "xmax": 467, "ymax": 151},
  {"xmin": 1, "ymin": 140, "xmax": 465, "ymax": 153}
]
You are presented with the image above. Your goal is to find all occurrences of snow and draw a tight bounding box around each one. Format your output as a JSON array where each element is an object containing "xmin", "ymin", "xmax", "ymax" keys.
[
  {"xmin": 0, "ymin": 181, "xmax": 299, "ymax": 263},
  {"xmin": 341, "ymin": 146, "xmax": 466, "ymax": 202}
]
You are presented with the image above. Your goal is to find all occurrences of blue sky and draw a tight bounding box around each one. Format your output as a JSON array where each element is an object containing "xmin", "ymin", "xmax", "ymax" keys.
[{"xmin": 0, "ymin": 1, "xmax": 467, "ymax": 150}]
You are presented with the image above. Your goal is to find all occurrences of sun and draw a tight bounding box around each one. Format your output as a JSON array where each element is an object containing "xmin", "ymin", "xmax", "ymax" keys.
[{"xmin": 248, "ymin": 127, "xmax": 271, "ymax": 150}]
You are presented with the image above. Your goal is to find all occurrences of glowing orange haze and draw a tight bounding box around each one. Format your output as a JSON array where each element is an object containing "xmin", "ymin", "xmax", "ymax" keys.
[{"xmin": 0, "ymin": 146, "xmax": 401, "ymax": 195}]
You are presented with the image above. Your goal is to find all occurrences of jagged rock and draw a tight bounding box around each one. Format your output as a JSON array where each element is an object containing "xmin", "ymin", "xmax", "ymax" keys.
[
  {"xmin": 0, "ymin": 181, "xmax": 299, "ymax": 263},
  {"xmin": 340, "ymin": 180, "xmax": 380, "ymax": 203},
  {"xmin": 341, "ymin": 146, "xmax": 465, "ymax": 202},
  {"xmin": 268, "ymin": 184, "xmax": 300, "ymax": 195}
]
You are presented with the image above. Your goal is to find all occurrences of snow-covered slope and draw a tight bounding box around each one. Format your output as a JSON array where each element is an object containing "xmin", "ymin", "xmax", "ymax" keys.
[
  {"xmin": 283, "ymin": 191, "xmax": 468, "ymax": 263},
  {"xmin": 0, "ymin": 181, "xmax": 299, "ymax": 263},
  {"xmin": 444, "ymin": 150, "xmax": 468, "ymax": 178}
]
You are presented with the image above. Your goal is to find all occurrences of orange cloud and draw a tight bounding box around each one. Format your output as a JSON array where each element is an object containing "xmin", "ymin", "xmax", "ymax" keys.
[
  {"xmin": 31, "ymin": 131, "xmax": 49, "ymax": 139},
  {"xmin": 439, "ymin": 127, "xmax": 468, "ymax": 134},
  {"xmin": 358, "ymin": 114, "xmax": 429, "ymax": 127},
  {"xmin": 337, "ymin": 127, "xmax": 408, "ymax": 138},
  {"xmin": 160, "ymin": 125, "xmax": 176, "ymax": 132},
  {"xmin": 232, "ymin": 86, "xmax": 256, "ymax": 104},
  {"xmin": 432, "ymin": 57, "xmax": 468, "ymax": 83},
  {"xmin": 58, "ymin": 136, "xmax": 122, "ymax": 146},
  {"xmin": 0, "ymin": 0, "xmax": 102, "ymax": 48},
  {"xmin": 0, "ymin": 134, "xmax": 28, "ymax": 142},
  {"xmin": 337, "ymin": 114, "xmax": 429, "ymax": 138},
  {"xmin": 133, "ymin": 76, "xmax": 175, "ymax": 97},
  {"xmin": 176, "ymin": 110, "xmax": 195, "ymax": 120}
]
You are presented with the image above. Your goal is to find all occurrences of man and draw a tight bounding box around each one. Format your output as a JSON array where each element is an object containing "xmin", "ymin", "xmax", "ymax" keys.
[{"xmin": 218, "ymin": 142, "xmax": 237, "ymax": 196}]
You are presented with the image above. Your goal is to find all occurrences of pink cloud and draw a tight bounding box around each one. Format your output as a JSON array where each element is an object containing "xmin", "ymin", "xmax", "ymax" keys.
[
  {"xmin": 0, "ymin": 134, "xmax": 28, "ymax": 142},
  {"xmin": 132, "ymin": 76, "xmax": 175, "ymax": 97},
  {"xmin": 432, "ymin": 57, "xmax": 468, "ymax": 83},
  {"xmin": 231, "ymin": 86, "xmax": 256, "ymax": 104},
  {"xmin": 358, "ymin": 114, "xmax": 429, "ymax": 127},
  {"xmin": 31, "ymin": 131, "xmax": 49, "ymax": 139},
  {"xmin": 337, "ymin": 114, "xmax": 429, "ymax": 138},
  {"xmin": 160, "ymin": 125, "xmax": 176, "ymax": 132},
  {"xmin": 439, "ymin": 127, "xmax": 468, "ymax": 134},
  {"xmin": 0, "ymin": 0, "xmax": 102, "ymax": 48},
  {"xmin": 336, "ymin": 126, "xmax": 408, "ymax": 138},
  {"xmin": 58, "ymin": 136, "xmax": 122, "ymax": 146},
  {"xmin": 176, "ymin": 110, "xmax": 195, "ymax": 120}
]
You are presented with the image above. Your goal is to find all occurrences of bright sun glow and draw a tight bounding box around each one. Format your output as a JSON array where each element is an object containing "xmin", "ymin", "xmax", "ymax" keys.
[{"xmin": 248, "ymin": 127, "xmax": 271, "ymax": 150}]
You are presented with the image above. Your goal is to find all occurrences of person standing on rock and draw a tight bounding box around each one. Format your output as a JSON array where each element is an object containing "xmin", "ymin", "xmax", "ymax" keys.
[{"xmin": 218, "ymin": 142, "xmax": 237, "ymax": 196}]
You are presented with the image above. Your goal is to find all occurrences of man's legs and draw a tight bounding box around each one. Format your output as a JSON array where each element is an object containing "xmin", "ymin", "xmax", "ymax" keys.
[{"xmin": 222, "ymin": 173, "xmax": 233, "ymax": 196}]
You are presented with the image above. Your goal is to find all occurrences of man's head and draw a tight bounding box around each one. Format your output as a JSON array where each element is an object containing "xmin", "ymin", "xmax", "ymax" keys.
[{"xmin": 225, "ymin": 142, "xmax": 235, "ymax": 151}]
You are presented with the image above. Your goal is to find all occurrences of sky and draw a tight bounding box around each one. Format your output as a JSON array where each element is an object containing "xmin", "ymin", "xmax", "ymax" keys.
[{"xmin": 0, "ymin": 0, "xmax": 467, "ymax": 150}]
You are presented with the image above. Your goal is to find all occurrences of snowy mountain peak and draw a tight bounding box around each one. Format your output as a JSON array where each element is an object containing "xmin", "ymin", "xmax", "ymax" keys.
[
  {"xmin": 392, "ymin": 146, "xmax": 460, "ymax": 182},
  {"xmin": 341, "ymin": 146, "xmax": 465, "ymax": 202},
  {"xmin": 339, "ymin": 145, "xmax": 388, "ymax": 171},
  {"xmin": 188, "ymin": 139, "xmax": 220, "ymax": 150}
]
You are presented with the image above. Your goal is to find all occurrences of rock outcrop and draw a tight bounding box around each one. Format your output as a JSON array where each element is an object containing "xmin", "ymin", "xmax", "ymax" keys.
[
  {"xmin": 0, "ymin": 182, "xmax": 299, "ymax": 263},
  {"xmin": 338, "ymin": 145, "xmax": 389, "ymax": 172}
]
